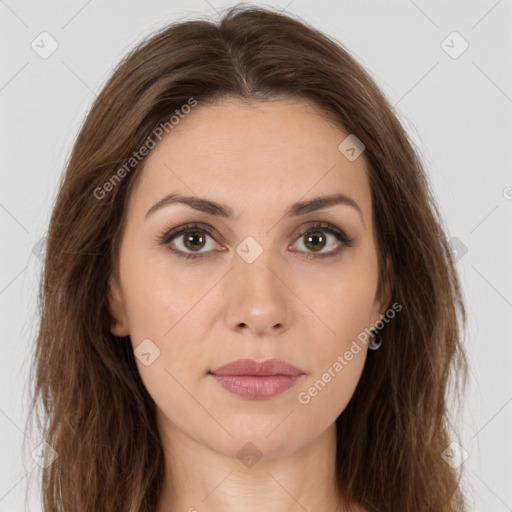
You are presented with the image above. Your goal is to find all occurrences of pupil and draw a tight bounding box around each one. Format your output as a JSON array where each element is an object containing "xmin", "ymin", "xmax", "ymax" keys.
[
  {"xmin": 305, "ymin": 231, "xmax": 326, "ymax": 251},
  {"xmin": 184, "ymin": 231, "xmax": 205, "ymax": 251}
]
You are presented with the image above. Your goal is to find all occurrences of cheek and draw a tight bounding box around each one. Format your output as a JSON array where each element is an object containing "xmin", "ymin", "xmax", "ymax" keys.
[
  {"xmin": 292, "ymin": 255, "xmax": 376, "ymax": 412},
  {"xmin": 300, "ymin": 256, "xmax": 378, "ymax": 354},
  {"xmin": 295, "ymin": 345, "xmax": 367, "ymax": 432},
  {"xmin": 118, "ymin": 247, "xmax": 215, "ymax": 397},
  {"xmin": 123, "ymin": 280, "xmax": 208, "ymax": 388},
  {"xmin": 119, "ymin": 243, "xmax": 201, "ymax": 340},
  {"xmin": 294, "ymin": 275, "xmax": 373, "ymax": 417}
]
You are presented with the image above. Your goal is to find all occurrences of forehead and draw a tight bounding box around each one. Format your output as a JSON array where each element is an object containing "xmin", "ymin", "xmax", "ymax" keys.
[{"xmin": 129, "ymin": 97, "xmax": 371, "ymax": 221}]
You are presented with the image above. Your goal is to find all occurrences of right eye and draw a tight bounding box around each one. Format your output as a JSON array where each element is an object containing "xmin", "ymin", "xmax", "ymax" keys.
[{"xmin": 158, "ymin": 222, "xmax": 224, "ymax": 260}]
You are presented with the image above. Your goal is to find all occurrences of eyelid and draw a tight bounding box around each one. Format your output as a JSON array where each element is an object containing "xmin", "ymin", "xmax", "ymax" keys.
[{"xmin": 155, "ymin": 221, "xmax": 221, "ymax": 247}]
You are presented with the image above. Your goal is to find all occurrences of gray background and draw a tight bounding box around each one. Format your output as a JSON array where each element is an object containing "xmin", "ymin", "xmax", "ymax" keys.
[{"xmin": 1, "ymin": 0, "xmax": 511, "ymax": 510}]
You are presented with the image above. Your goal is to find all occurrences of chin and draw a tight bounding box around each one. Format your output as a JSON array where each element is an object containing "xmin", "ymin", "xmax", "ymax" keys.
[{"xmin": 206, "ymin": 426, "xmax": 308, "ymax": 463}]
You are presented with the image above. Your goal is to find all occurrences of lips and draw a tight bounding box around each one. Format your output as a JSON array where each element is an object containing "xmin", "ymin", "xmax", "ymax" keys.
[
  {"xmin": 209, "ymin": 359, "xmax": 305, "ymax": 399},
  {"xmin": 210, "ymin": 358, "xmax": 304, "ymax": 376}
]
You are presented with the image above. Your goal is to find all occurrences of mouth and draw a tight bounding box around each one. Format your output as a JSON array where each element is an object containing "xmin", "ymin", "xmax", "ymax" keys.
[{"xmin": 208, "ymin": 358, "xmax": 305, "ymax": 399}]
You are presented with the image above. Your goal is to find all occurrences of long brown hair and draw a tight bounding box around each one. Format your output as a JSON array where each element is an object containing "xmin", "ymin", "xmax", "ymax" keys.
[{"xmin": 24, "ymin": 4, "xmax": 469, "ymax": 511}]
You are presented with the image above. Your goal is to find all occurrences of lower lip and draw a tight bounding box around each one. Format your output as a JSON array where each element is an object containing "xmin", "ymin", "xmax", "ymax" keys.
[{"xmin": 210, "ymin": 374, "xmax": 303, "ymax": 399}]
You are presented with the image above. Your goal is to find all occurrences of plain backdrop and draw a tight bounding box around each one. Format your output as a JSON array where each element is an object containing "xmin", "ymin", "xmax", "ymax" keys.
[{"xmin": 0, "ymin": 0, "xmax": 511, "ymax": 510}]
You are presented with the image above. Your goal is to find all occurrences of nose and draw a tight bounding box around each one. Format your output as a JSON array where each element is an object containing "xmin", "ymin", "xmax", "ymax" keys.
[{"xmin": 222, "ymin": 245, "xmax": 292, "ymax": 337}]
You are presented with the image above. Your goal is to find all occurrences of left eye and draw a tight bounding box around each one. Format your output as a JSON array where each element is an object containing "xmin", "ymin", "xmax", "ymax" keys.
[
  {"xmin": 293, "ymin": 223, "xmax": 347, "ymax": 256},
  {"xmin": 159, "ymin": 222, "xmax": 353, "ymax": 260},
  {"xmin": 167, "ymin": 226, "xmax": 220, "ymax": 258}
]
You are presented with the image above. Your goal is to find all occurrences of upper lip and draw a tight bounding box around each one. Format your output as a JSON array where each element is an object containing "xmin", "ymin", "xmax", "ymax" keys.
[{"xmin": 209, "ymin": 358, "xmax": 305, "ymax": 376}]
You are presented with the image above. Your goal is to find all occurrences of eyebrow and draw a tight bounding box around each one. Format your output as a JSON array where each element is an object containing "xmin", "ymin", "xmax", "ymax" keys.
[{"xmin": 145, "ymin": 192, "xmax": 364, "ymax": 224}]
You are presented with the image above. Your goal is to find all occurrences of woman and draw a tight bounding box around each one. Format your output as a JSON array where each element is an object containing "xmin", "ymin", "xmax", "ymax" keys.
[{"xmin": 25, "ymin": 4, "xmax": 469, "ymax": 511}]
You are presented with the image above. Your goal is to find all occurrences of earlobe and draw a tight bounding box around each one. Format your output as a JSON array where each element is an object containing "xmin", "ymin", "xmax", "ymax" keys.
[{"xmin": 105, "ymin": 276, "xmax": 130, "ymax": 337}]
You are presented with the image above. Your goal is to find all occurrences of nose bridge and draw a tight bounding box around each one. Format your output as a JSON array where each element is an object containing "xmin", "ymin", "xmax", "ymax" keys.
[
  {"xmin": 234, "ymin": 234, "xmax": 282, "ymax": 294},
  {"xmin": 222, "ymin": 235, "xmax": 291, "ymax": 333}
]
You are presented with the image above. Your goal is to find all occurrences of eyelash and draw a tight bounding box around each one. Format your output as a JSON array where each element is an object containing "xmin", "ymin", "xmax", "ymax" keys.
[{"xmin": 155, "ymin": 221, "xmax": 355, "ymax": 261}]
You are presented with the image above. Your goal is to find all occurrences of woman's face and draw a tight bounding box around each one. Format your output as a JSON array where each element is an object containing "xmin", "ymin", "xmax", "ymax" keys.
[{"xmin": 107, "ymin": 97, "xmax": 390, "ymax": 460}]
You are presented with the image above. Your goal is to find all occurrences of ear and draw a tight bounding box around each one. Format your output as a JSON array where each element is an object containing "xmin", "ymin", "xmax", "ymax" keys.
[
  {"xmin": 105, "ymin": 276, "xmax": 130, "ymax": 337},
  {"xmin": 372, "ymin": 254, "xmax": 393, "ymax": 325}
]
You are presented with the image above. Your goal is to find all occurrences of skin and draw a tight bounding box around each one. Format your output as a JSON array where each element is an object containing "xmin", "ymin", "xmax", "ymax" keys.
[{"xmin": 106, "ymin": 96, "xmax": 390, "ymax": 512}]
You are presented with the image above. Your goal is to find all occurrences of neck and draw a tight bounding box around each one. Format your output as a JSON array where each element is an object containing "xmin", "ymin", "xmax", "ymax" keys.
[{"xmin": 155, "ymin": 411, "xmax": 346, "ymax": 512}]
